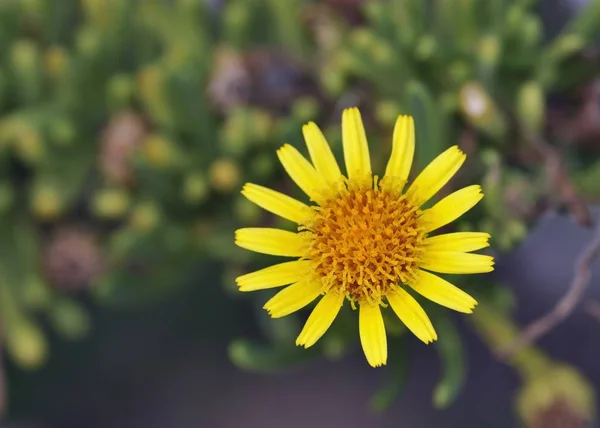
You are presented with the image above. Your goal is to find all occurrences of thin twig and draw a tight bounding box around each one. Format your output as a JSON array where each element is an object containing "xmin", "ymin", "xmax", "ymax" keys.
[
  {"xmin": 585, "ymin": 300, "xmax": 600, "ymax": 323},
  {"xmin": 498, "ymin": 224, "xmax": 600, "ymax": 359},
  {"xmin": 531, "ymin": 136, "xmax": 592, "ymax": 227}
]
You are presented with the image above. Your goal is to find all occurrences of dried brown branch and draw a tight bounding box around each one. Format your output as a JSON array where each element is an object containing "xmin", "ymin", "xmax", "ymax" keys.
[
  {"xmin": 531, "ymin": 136, "xmax": 592, "ymax": 227},
  {"xmin": 585, "ymin": 300, "xmax": 600, "ymax": 323},
  {"xmin": 498, "ymin": 224, "xmax": 600, "ymax": 359}
]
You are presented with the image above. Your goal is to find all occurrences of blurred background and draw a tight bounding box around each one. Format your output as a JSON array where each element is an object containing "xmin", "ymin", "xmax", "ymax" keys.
[{"xmin": 1, "ymin": 0, "xmax": 600, "ymax": 427}]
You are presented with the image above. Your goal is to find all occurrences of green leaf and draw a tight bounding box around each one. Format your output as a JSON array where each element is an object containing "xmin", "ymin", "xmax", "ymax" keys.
[
  {"xmin": 228, "ymin": 339, "xmax": 317, "ymax": 373},
  {"xmin": 563, "ymin": 0, "xmax": 600, "ymax": 42},
  {"xmin": 433, "ymin": 315, "xmax": 466, "ymax": 409}
]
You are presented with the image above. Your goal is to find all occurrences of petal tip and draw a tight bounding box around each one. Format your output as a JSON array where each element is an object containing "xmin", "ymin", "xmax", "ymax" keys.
[{"xmin": 368, "ymin": 359, "xmax": 387, "ymax": 368}]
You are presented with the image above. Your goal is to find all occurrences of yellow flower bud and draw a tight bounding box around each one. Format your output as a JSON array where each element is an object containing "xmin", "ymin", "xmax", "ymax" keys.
[
  {"xmin": 459, "ymin": 82, "xmax": 507, "ymax": 139},
  {"xmin": 459, "ymin": 82, "xmax": 492, "ymax": 122},
  {"xmin": 82, "ymin": 0, "xmax": 116, "ymax": 25},
  {"xmin": 19, "ymin": 0, "xmax": 44, "ymax": 16},
  {"xmin": 76, "ymin": 27, "xmax": 102, "ymax": 57},
  {"xmin": 142, "ymin": 134, "xmax": 177, "ymax": 167},
  {"xmin": 320, "ymin": 62, "xmax": 345, "ymax": 97},
  {"xmin": 350, "ymin": 28, "xmax": 375, "ymax": 50},
  {"xmin": 5, "ymin": 318, "xmax": 48, "ymax": 370},
  {"xmin": 44, "ymin": 46, "xmax": 69, "ymax": 80},
  {"xmin": 516, "ymin": 365, "xmax": 595, "ymax": 428},
  {"xmin": 92, "ymin": 188, "xmax": 130, "ymax": 219},
  {"xmin": 478, "ymin": 35, "xmax": 501, "ymax": 68},
  {"xmin": 183, "ymin": 173, "xmax": 209, "ymax": 204},
  {"xmin": 22, "ymin": 275, "xmax": 52, "ymax": 310},
  {"xmin": 371, "ymin": 39, "xmax": 394, "ymax": 66},
  {"xmin": 10, "ymin": 40, "xmax": 39, "ymax": 73},
  {"xmin": 517, "ymin": 81, "xmax": 545, "ymax": 134},
  {"xmin": 136, "ymin": 65, "xmax": 172, "ymax": 126},
  {"xmin": 14, "ymin": 126, "xmax": 44, "ymax": 165},
  {"xmin": 129, "ymin": 201, "xmax": 161, "ymax": 232},
  {"xmin": 252, "ymin": 109, "xmax": 273, "ymax": 142},
  {"xmin": 209, "ymin": 158, "xmax": 241, "ymax": 193},
  {"xmin": 31, "ymin": 184, "xmax": 63, "ymax": 220},
  {"xmin": 375, "ymin": 101, "xmax": 401, "ymax": 126}
]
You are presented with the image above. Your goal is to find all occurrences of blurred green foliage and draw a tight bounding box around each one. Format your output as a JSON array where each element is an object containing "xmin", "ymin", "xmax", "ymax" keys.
[{"xmin": 0, "ymin": 0, "xmax": 599, "ymax": 422}]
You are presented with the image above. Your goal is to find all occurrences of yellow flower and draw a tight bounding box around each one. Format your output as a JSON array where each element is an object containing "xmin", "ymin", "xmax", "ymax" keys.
[{"xmin": 235, "ymin": 107, "xmax": 494, "ymax": 367}]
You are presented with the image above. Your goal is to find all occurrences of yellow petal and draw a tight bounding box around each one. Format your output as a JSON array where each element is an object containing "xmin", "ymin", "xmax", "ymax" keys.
[
  {"xmin": 420, "ymin": 251, "xmax": 495, "ymax": 274},
  {"xmin": 410, "ymin": 270, "xmax": 477, "ymax": 313},
  {"xmin": 302, "ymin": 122, "xmax": 342, "ymax": 184},
  {"xmin": 241, "ymin": 183, "xmax": 314, "ymax": 224},
  {"xmin": 296, "ymin": 292, "xmax": 344, "ymax": 348},
  {"xmin": 383, "ymin": 115, "xmax": 415, "ymax": 191},
  {"xmin": 342, "ymin": 107, "xmax": 371, "ymax": 181},
  {"xmin": 419, "ymin": 185, "xmax": 484, "ymax": 233},
  {"xmin": 424, "ymin": 232, "xmax": 491, "ymax": 253},
  {"xmin": 235, "ymin": 228, "xmax": 308, "ymax": 257},
  {"xmin": 236, "ymin": 260, "xmax": 313, "ymax": 292},
  {"xmin": 263, "ymin": 278, "xmax": 323, "ymax": 318},
  {"xmin": 406, "ymin": 146, "xmax": 466, "ymax": 207},
  {"xmin": 359, "ymin": 303, "xmax": 387, "ymax": 367},
  {"xmin": 387, "ymin": 287, "xmax": 437, "ymax": 344},
  {"xmin": 277, "ymin": 144, "xmax": 327, "ymax": 203}
]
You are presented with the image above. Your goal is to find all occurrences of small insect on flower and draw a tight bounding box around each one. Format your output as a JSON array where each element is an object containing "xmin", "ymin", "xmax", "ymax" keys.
[{"xmin": 235, "ymin": 107, "xmax": 494, "ymax": 367}]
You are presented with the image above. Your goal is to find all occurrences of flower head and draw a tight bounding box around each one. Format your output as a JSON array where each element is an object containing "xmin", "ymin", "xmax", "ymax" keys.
[{"xmin": 235, "ymin": 107, "xmax": 494, "ymax": 367}]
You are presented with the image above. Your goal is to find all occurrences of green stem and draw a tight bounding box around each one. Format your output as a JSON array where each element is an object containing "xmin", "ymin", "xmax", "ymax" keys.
[{"xmin": 470, "ymin": 304, "xmax": 551, "ymax": 380}]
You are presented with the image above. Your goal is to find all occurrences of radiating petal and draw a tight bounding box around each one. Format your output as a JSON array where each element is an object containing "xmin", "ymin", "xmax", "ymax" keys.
[
  {"xmin": 241, "ymin": 183, "xmax": 314, "ymax": 224},
  {"xmin": 359, "ymin": 303, "xmax": 387, "ymax": 367},
  {"xmin": 277, "ymin": 144, "xmax": 327, "ymax": 203},
  {"xmin": 387, "ymin": 287, "xmax": 438, "ymax": 344},
  {"xmin": 302, "ymin": 122, "xmax": 342, "ymax": 184},
  {"xmin": 236, "ymin": 260, "xmax": 314, "ymax": 292},
  {"xmin": 409, "ymin": 270, "xmax": 477, "ymax": 313},
  {"xmin": 263, "ymin": 278, "xmax": 323, "ymax": 318},
  {"xmin": 383, "ymin": 115, "xmax": 415, "ymax": 191},
  {"xmin": 296, "ymin": 292, "xmax": 344, "ymax": 348},
  {"xmin": 235, "ymin": 228, "xmax": 308, "ymax": 257},
  {"xmin": 406, "ymin": 146, "xmax": 466, "ymax": 207},
  {"xmin": 419, "ymin": 185, "xmax": 484, "ymax": 233},
  {"xmin": 420, "ymin": 251, "xmax": 495, "ymax": 274},
  {"xmin": 424, "ymin": 232, "xmax": 490, "ymax": 253},
  {"xmin": 342, "ymin": 107, "xmax": 371, "ymax": 181}
]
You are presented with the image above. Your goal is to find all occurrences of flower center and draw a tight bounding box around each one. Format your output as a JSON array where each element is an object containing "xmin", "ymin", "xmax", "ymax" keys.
[{"xmin": 303, "ymin": 180, "xmax": 425, "ymax": 306}]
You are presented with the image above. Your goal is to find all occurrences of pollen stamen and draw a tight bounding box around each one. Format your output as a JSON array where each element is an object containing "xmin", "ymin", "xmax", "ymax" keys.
[{"xmin": 303, "ymin": 177, "xmax": 426, "ymax": 306}]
